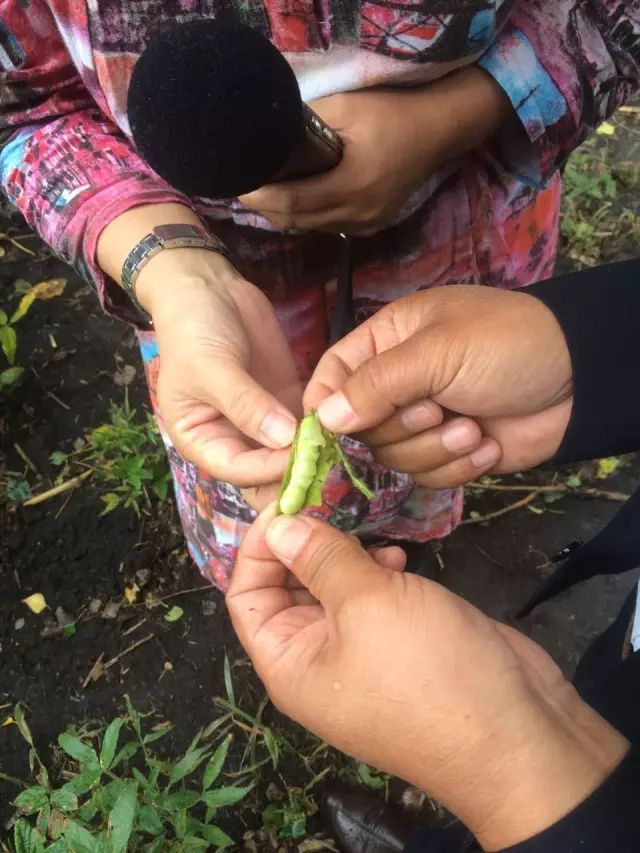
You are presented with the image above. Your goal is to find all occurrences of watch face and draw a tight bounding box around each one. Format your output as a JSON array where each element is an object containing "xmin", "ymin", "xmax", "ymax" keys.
[{"xmin": 154, "ymin": 224, "xmax": 204, "ymax": 241}]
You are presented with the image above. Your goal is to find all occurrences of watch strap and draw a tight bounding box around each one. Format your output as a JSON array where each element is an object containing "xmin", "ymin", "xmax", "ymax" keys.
[{"xmin": 121, "ymin": 224, "xmax": 229, "ymax": 323}]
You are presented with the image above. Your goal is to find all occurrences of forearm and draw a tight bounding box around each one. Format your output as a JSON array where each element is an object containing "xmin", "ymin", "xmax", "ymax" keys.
[
  {"xmin": 408, "ymin": 66, "xmax": 513, "ymax": 172},
  {"xmin": 96, "ymin": 203, "xmax": 238, "ymax": 319}
]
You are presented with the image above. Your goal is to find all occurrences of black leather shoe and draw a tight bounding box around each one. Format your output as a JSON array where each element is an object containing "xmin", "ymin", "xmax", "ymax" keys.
[{"xmin": 323, "ymin": 791, "xmax": 411, "ymax": 853}]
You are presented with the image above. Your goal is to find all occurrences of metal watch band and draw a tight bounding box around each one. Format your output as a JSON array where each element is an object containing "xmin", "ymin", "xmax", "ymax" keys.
[{"xmin": 121, "ymin": 225, "xmax": 230, "ymax": 324}]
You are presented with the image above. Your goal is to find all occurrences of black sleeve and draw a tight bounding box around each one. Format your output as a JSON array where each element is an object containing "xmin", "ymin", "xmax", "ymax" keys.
[
  {"xmin": 499, "ymin": 745, "xmax": 640, "ymax": 853},
  {"xmin": 527, "ymin": 257, "xmax": 640, "ymax": 464}
]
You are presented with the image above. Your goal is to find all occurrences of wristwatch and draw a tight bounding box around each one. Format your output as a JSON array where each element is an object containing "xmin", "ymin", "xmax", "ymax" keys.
[{"xmin": 121, "ymin": 224, "xmax": 230, "ymax": 324}]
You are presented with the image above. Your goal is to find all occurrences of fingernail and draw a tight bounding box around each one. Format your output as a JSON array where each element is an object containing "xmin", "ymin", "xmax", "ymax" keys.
[
  {"xmin": 317, "ymin": 392, "xmax": 355, "ymax": 431},
  {"xmin": 260, "ymin": 412, "xmax": 297, "ymax": 448},
  {"xmin": 470, "ymin": 442, "xmax": 501, "ymax": 469},
  {"xmin": 267, "ymin": 516, "xmax": 312, "ymax": 561},
  {"xmin": 399, "ymin": 401, "xmax": 441, "ymax": 433},
  {"xmin": 442, "ymin": 421, "xmax": 477, "ymax": 453}
]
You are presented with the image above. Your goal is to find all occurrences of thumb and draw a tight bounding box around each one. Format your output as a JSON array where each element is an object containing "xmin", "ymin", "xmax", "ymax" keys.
[
  {"xmin": 165, "ymin": 354, "xmax": 298, "ymax": 450},
  {"xmin": 265, "ymin": 515, "xmax": 385, "ymax": 608},
  {"xmin": 316, "ymin": 333, "xmax": 453, "ymax": 434}
]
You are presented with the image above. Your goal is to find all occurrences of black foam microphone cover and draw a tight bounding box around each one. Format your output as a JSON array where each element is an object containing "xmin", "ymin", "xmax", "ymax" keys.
[{"xmin": 128, "ymin": 19, "xmax": 306, "ymax": 197}]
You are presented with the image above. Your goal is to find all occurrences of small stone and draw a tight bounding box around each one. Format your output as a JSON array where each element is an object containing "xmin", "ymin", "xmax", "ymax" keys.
[
  {"xmin": 14, "ymin": 618, "xmax": 25, "ymax": 631},
  {"xmin": 163, "ymin": 661, "xmax": 173, "ymax": 672},
  {"xmin": 102, "ymin": 600, "xmax": 121, "ymax": 620},
  {"xmin": 88, "ymin": 598, "xmax": 103, "ymax": 615},
  {"xmin": 73, "ymin": 437, "xmax": 86, "ymax": 452},
  {"xmin": 265, "ymin": 783, "xmax": 283, "ymax": 802},
  {"xmin": 201, "ymin": 599, "xmax": 218, "ymax": 617},
  {"xmin": 401, "ymin": 785, "xmax": 426, "ymax": 812},
  {"xmin": 55, "ymin": 606, "xmax": 74, "ymax": 627},
  {"xmin": 135, "ymin": 568, "xmax": 151, "ymax": 588}
]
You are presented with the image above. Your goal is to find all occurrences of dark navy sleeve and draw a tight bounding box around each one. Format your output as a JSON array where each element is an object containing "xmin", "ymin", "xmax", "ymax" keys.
[{"xmin": 527, "ymin": 257, "xmax": 640, "ymax": 464}]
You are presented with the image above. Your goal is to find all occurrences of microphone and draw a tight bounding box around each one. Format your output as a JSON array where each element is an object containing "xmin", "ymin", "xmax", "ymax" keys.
[{"xmin": 127, "ymin": 19, "xmax": 343, "ymax": 198}]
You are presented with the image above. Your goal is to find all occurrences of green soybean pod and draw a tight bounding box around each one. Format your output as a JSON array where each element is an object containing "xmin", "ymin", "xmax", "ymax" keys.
[{"xmin": 279, "ymin": 413, "xmax": 326, "ymax": 515}]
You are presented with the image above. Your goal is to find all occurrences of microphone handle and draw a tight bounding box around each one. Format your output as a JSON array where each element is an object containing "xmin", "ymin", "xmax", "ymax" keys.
[
  {"xmin": 330, "ymin": 233, "xmax": 356, "ymax": 345},
  {"xmin": 272, "ymin": 104, "xmax": 343, "ymax": 182}
]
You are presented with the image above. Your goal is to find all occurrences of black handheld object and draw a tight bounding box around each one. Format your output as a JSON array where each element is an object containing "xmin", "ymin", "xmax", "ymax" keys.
[{"xmin": 127, "ymin": 19, "xmax": 343, "ymax": 197}]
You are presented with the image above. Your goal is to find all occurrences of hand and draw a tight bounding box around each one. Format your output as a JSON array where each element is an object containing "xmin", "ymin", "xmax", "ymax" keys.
[
  {"xmin": 139, "ymin": 250, "xmax": 302, "ymax": 507},
  {"xmin": 238, "ymin": 68, "xmax": 511, "ymax": 236},
  {"xmin": 304, "ymin": 285, "xmax": 573, "ymax": 488},
  {"xmin": 96, "ymin": 203, "xmax": 301, "ymax": 509},
  {"xmin": 227, "ymin": 510, "xmax": 629, "ymax": 851}
]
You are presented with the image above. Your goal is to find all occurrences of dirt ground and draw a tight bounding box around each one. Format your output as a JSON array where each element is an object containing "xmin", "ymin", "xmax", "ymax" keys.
[{"xmin": 1, "ymin": 110, "xmax": 639, "ymax": 849}]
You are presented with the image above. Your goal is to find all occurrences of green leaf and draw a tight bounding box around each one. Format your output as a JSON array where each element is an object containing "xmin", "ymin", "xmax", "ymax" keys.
[
  {"xmin": 61, "ymin": 820, "xmax": 97, "ymax": 853},
  {"xmin": 0, "ymin": 366, "xmax": 23, "ymax": 388},
  {"xmin": 202, "ymin": 784, "xmax": 252, "ymax": 809},
  {"xmin": 77, "ymin": 792, "xmax": 100, "ymax": 823},
  {"xmin": 110, "ymin": 741, "xmax": 140, "ymax": 770},
  {"xmin": 49, "ymin": 451, "xmax": 67, "ymax": 467},
  {"xmin": 223, "ymin": 653, "xmax": 235, "ymax": 707},
  {"xmin": 5, "ymin": 475, "xmax": 31, "ymax": 502},
  {"xmin": 0, "ymin": 308, "xmax": 7, "ymax": 325},
  {"xmin": 357, "ymin": 762, "xmax": 387, "ymax": 790},
  {"xmin": 13, "ymin": 819, "xmax": 45, "ymax": 853},
  {"xmin": 100, "ymin": 718, "xmax": 124, "ymax": 771},
  {"xmin": 50, "ymin": 788, "xmax": 78, "ymax": 813},
  {"xmin": 175, "ymin": 809, "xmax": 188, "ymax": 839},
  {"xmin": 164, "ymin": 605, "xmax": 184, "ymax": 623},
  {"xmin": 57, "ymin": 733, "xmax": 99, "ymax": 767},
  {"xmin": 44, "ymin": 840, "xmax": 70, "ymax": 853},
  {"xmin": 168, "ymin": 744, "xmax": 211, "ymax": 785},
  {"xmin": 108, "ymin": 780, "xmax": 138, "ymax": 853},
  {"xmin": 14, "ymin": 786, "xmax": 49, "ymax": 813},
  {"xmin": 181, "ymin": 837, "xmax": 209, "ymax": 849},
  {"xmin": 62, "ymin": 623, "xmax": 76, "ymax": 639},
  {"xmin": 0, "ymin": 324, "xmax": 17, "ymax": 364},
  {"xmin": 202, "ymin": 825, "xmax": 233, "ymax": 848},
  {"xmin": 36, "ymin": 804, "xmax": 51, "ymax": 836},
  {"xmin": 336, "ymin": 442, "xmax": 374, "ymax": 500},
  {"xmin": 14, "ymin": 703, "xmax": 35, "ymax": 747},
  {"xmin": 62, "ymin": 763, "xmax": 101, "ymax": 796},
  {"xmin": 136, "ymin": 804, "xmax": 164, "ymax": 836},
  {"xmin": 202, "ymin": 736, "xmax": 231, "ymax": 790},
  {"xmin": 11, "ymin": 291, "xmax": 36, "ymax": 324},
  {"xmin": 263, "ymin": 728, "xmax": 280, "ymax": 769},
  {"xmin": 159, "ymin": 790, "xmax": 201, "ymax": 812},
  {"xmin": 124, "ymin": 695, "xmax": 142, "ymax": 739}
]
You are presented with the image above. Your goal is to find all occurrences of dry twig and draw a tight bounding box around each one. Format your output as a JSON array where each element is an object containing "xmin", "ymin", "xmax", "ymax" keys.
[{"xmin": 23, "ymin": 470, "xmax": 92, "ymax": 506}]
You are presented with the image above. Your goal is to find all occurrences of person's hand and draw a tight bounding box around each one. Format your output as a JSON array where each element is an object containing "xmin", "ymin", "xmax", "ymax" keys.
[
  {"xmin": 238, "ymin": 68, "xmax": 511, "ymax": 236},
  {"xmin": 304, "ymin": 285, "xmax": 574, "ymax": 488},
  {"xmin": 227, "ymin": 510, "xmax": 629, "ymax": 851},
  {"xmin": 138, "ymin": 249, "xmax": 302, "ymax": 510}
]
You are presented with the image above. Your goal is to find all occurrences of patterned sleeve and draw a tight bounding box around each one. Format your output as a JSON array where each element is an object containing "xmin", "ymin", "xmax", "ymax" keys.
[
  {"xmin": 478, "ymin": 0, "xmax": 640, "ymax": 186},
  {"xmin": 0, "ymin": 0, "xmax": 193, "ymax": 325}
]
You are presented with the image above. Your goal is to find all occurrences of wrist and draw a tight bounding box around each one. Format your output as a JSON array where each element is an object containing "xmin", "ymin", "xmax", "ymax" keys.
[
  {"xmin": 419, "ymin": 66, "xmax": 512, "ymax": 168},
  {"xmin": 134, "ymin": 246, "xmax": 238, "ymax": 318},
  {"xmin": 451, "ymin": 689, "xmax": 628, "ymax": 850}
]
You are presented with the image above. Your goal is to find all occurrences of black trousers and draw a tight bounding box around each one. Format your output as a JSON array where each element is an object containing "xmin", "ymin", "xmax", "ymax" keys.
[{"xmin": 404, "ymin": 585, "xmax": 640, "ymax": 853}]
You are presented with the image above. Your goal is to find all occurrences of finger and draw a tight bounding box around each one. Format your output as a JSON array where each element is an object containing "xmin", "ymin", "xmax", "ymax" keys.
[
  {"xmin": 317, "ymin": 334, "xmax": 447, "ymax": 434},
  {"xmin": 168, "ymin": 406, "xmax": 291, "ymax": 485},
  {"xmin": 411, "ymin": 438, "xmax": 502, "ymax": 489},
  {"xmin": 360, "ymin": 400, "xmax": 444, "ymax": 447},
  {"xmin": 372, "ymin": 417, "xmax": 482, "ymax": 473},
  {"xmin": 304, "ymin": 308, "xmax": 402, "ymax": 412},
  {"xmin": 168, "ymin": 358, "xmax": 298, "ymax": 451},
  {"xmin": 227, "ymin": 505, "xmax": 303, "ymax": 651},
  {"xmin": 265, "ymin": 515, "xmax": 384, "ymax": 608},
  {"xmin": 239, "ymin": 169, "xmax": 346, "ymax": 218},
  {"xmin": 369, "ymin": 546, "xmax": 407, "ymax": 573}
]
